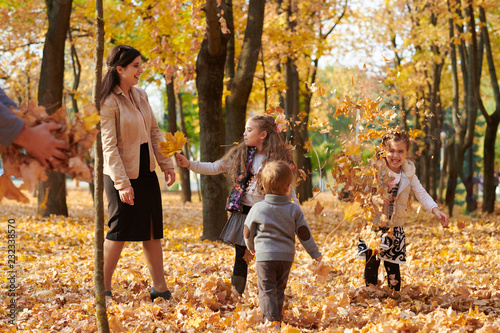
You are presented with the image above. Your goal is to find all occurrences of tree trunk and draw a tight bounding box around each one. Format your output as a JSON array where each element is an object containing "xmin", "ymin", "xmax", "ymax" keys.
[
  {"xmin": 92, "ymin": 0, "xmax": 109, "ymax": 331},
  {"xmin": 225, "ymin": 0, "xmax": 266, "ymax": 147},
  {"xmin": 177, "ymin": 92, "xmax": 192, "ymax": 202},
  {"xmin": 479, "ymin": 6, "xmax": 500, "ymax": 214},
  {"xmin": 446, "ymin": 0, "xmax": 460, "ymax": 216},
  {"xmin": 462, "ymin": 4, "xmax": 480, "ymax": 213},
  {"xmin": 293, "ymin": 110, "xmax": 313, "ymax": 202},
  {"xmin": 196, "ymin": 0, "xmax": 229, "ymax": 241},
  {"xmin": 166, "ymin": 81, "xmax": 177, "ymax": 134},
  {"xmin": 298, "ymin": 61, "xmax": 318, "ymax": 202},
  {"xmin": 438, "ymin": 142, "xmax": 448, "ymax": 203},
  {"xmin": 281, "ymin": 0, "xmax": 310, "ymax": 202},
  {"xmin": 37, "ymin": 0, "xmax": 73, "ymax": 217},
  {"xmin": 445, "ymin": 141, "xmax": 458, "ymax": 216},
  {"xmin": 482, "ymin": 117, "xmax": 499, "ymax": 212},
  {"xmin": 427, "ymin": 48, "xmax": 444, "ymax": 200},
  {"xmin": 446, "ymin": 0, "xmax": 480, "ymax": 215},
  {"xmin": 166, "ymin": 81, "xmax": 191, "ymax": 202}
]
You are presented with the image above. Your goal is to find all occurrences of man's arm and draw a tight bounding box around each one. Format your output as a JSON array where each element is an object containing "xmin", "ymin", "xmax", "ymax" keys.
[
  {"xmin": 0, "ymin": 88, "xmax": 24, "ymax": 147},
  {"xmin": 1, "ymin": 88, "xmax": 68, "ymax": 166}
]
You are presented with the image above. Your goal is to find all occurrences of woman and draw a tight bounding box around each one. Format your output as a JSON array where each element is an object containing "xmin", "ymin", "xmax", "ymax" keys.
[{"xmin": 100, "ymin": 45, "xmax": 175, "ymax": 301}]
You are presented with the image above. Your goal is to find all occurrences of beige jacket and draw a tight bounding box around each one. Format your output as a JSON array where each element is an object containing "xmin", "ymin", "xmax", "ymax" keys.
[
  {"xmin": 101, "ymin": 86, "xmax": 173, "ymax": 190},
  {"xmin": 381, "ymin": 160, "xmax": 437, "ymax": 227}
]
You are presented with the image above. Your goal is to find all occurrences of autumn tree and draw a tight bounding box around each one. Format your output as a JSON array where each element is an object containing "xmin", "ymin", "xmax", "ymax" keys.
[
  {"xmin": 196, "ymin": 0, "xmax": 230, "ymax": 240},
  {"xmin": 477, "ymin": 3, "xmax": 500, "ymax": 214},
  {"xmin": 92, "ymin": 0, "xmax": 109, "ymax": 330},
  {"xmin": 445, "ymin": 0, "xmax": 482, "ymax": 215},
  {"xmin": 224, "ymin": 0, "xmax": 266, "ymax": 146},
  {"xmin": 263, "ymin": 0, "xmax": 349, "ymax": 202},
  {"xmin": 36, "ymin": 0, "xmax": 73, "ymax": 217},
  {"xmin": 0, "ymin": 1, "xmax": 45, "ymax": 102}
]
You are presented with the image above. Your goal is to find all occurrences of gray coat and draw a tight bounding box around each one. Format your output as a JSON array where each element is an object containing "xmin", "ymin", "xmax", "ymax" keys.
[{"xmin": 244, "ymin": 194, "xmax": 321, "ymax": 262}]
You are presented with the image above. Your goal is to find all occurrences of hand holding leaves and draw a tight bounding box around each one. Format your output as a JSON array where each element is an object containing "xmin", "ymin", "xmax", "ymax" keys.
[{"xmin": 159, "ymin": 131, "xmax": 188, "ymax": 157}]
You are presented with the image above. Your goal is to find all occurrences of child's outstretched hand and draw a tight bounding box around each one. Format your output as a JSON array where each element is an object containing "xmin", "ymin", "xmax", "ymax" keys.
[
  {"xmin": 382, "ymin": 193, "xmax": 393, "ymax": 205},
  {"xmin": 315, "ymin": 255, "xmax": 323, "ymax": 263},
  {"xmin": 432, "ymin": 207, "xmax": 449, "ymax": 228},
  {"xmin": 175, "ymin": 154, "xmax": 190, "ymax": 168}
]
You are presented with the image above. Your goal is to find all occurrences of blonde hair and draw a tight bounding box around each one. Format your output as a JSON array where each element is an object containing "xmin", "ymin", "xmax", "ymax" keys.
[
  {"xmin": 261, "ymin": 160, "xmax": 293, "ymax": 195},
  {"xmin": 221, "ymin": 114, "xmax": 292, "ymax": 181}
]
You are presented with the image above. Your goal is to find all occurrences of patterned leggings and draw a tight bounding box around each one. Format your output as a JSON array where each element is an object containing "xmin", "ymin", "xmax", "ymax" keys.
[{"xmin": 364, "ymin": 249, "xmax": 401, "ymax": 291}]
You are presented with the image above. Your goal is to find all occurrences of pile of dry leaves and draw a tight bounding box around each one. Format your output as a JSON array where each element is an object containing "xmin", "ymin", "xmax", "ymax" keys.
[{"xmin": 0, "ymin": 187, "xmax": 499, "ymax": 332}]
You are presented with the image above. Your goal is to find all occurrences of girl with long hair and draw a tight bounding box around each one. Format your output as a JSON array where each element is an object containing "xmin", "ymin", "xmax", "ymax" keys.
[{"xmin": 176, "ymin": 114, "xmax": 296, "ymax": 295}]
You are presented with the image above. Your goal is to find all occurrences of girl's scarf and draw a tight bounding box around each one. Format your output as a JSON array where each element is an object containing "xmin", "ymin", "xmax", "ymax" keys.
[{"xmin": 225, "ymin": 147, "xmax": 257, "ymax": 212}]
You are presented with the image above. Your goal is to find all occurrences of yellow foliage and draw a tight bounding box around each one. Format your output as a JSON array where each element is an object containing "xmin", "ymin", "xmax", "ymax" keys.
[
  {"xmin": 1, "ymin": 188, "xmax": 499, "ymax": 332},
  {"xmin": 158, "ymin": 131, "xmax": 188, "ymax": 157}
]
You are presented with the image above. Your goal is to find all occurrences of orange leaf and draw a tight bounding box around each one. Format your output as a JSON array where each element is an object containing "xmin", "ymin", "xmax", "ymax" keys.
[
  {"xmin": 314, "ymin": 201, "xmax": 324, "ymax": 216},
  {"xmin": 159, "ymin": 131, "xmax": 188, "ymax": 157},
  {"xmin": 0, "ymin": 174, "xmax": 29, "ymax": 203},
  {"xmin": 343, "ymin": 201, "xmax": 362, "ymax": 220}
]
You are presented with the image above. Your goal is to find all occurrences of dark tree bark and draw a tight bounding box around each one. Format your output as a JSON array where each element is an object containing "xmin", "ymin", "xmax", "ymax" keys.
[
  {"xmin": 445, "ymin": 0, "xmax": 481, "ymax": 215},
  {"xmin": 165, "ymin": 81, "xmax": 191, "ymax": 202},
  {"xmin": 177, "ymin": 92, "xmax": 192, "ymax": 202},
  {"xmin": 37, "ymin": 0, "xmax": 73, "ymax": 217},
  {"xmin": 478, "ymin": 6, "xmax": 500, "ymax": 214},
  {"xmin": 280, "ymin": 0, "xmax": 307, "ymax": 202},
  {"xmin": 196, "ymin": 0, "xmax": 229, "ymax": 240},
  {"xmin": 426, "ymin": 47, "xmax": 444, "ymax": 200},
  {"xmin": 425, "ymin": 10, "xmax": 445, "ymax": 200},
  {"xmin": 462, "ymin": 3, "xmax": 480, "ymax": 213},
  {"xmin": 167, "ymin": 81, "xmax": 176, "ymax": 134},
  {"xmin": 225, "ymin": 0, "xmax": 266, "ymax": 147},
  {"xmin": 92, "ymin": 0, "xmax": 109, "ymax": 331}
]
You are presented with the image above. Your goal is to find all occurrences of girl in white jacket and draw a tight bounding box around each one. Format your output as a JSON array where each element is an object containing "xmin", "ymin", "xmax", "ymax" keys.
[{"xmin": 357, "ymin": 128, "xmax": 449, "ymax": 291}]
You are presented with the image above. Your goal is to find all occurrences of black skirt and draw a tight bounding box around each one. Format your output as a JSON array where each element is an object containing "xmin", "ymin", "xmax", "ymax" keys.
[{"xmin": 104, "ymin": 143, "xmax": 163, "ymax": 241}]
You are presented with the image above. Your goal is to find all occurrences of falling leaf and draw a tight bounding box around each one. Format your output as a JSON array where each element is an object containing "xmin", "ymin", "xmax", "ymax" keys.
[
  {"xmin": 0, "ymin": 174, "xmax": 29, "ymax": 203},
  {"xmin": 314, "ymin": 201, "xmax": 324, "ymax": 216},
  {"xmin": 410, "ymin": 129, "xmax": 423, "ymax": 138},
  {"xmin": 83, "ymin": 111, "xmax": 100, "ymax": 132},
  {"xmin": 343, "ymin": 201, "xmax": 362, "ymax": 220},
  {"xmin": 159, "ymin": 131, "xmax": 188, "ymax": 157}
]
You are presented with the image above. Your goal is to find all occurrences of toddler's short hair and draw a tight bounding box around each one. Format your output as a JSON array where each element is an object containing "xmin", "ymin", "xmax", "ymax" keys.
[{"xmin": 261, "ymin": 160, "xmax": 293, "ymax": 195}]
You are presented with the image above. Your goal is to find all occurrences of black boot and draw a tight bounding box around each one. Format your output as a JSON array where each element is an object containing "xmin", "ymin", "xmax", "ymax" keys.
[
  {"xmin": 231, "ymin": 275, "xmax": 246, "ymax": 295},
  {"xmin": 150, "ymin": 287, "xmax": 172, "ymax": 301}
]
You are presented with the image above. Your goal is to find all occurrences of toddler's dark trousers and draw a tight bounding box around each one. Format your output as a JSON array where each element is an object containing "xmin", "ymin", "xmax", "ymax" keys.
[{"xmin": 256, "ymin": 260, "xmax": 293, "ymax": 322}]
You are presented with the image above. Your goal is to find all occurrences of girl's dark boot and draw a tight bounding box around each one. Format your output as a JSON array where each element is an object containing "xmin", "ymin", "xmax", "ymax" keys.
[{"xmin": 231, "ymin": 275, "xmax": 246, "ymax": 295}]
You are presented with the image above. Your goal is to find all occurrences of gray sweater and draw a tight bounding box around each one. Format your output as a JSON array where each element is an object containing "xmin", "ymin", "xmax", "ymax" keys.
[
  {"xmin": 244, "ymin": 194, "xmax": 321, "ymax": 262},
  {"xmin": 0, "ymin": 88, "xmax": 24, "ymax": 147}
]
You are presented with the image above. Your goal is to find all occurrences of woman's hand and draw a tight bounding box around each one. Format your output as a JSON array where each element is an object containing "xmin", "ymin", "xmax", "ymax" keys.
[
  {"xmin": 165, "ymin": 168, "xmax": 176, "ymax": 187},
  {"xmin": 119, "ymin": 186, "xmax": 134, "ymax": 205},
  {"xmin": 175, "ymin": 154, "xmax": 190, "ymax": 168},
  {"xmin": 315, "ymin": 255, "xmax": 323, "ymax": 262}
]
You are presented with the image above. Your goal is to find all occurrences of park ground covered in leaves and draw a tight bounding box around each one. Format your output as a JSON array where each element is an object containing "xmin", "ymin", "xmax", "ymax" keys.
[{"xmin": 1, "ymin": 186, "xmax": 500, "ymax": 332}]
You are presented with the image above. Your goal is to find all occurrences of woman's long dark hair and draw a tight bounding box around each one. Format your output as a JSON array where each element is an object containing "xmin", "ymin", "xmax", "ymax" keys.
[{"xmin": 100, "ymin": 45, "xmax": 141, "ymax": 104}]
